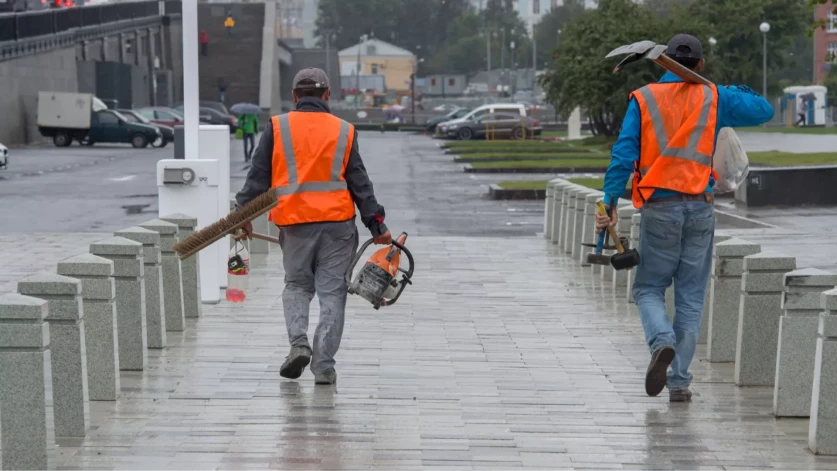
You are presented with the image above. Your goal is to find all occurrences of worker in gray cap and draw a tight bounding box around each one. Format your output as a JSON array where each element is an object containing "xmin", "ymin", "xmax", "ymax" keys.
[
  {"xmin": 235, "ymin": 67, "xmax": 391, "ymax": 386},
  {"xmin": 596, "ymin": 34, "xmax": 773, "ymax": 402}
]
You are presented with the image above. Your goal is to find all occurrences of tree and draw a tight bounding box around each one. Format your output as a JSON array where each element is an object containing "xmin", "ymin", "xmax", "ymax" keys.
[
  {"xmin": 533, "ymin": 0, "xmax": 585, "ymax": 69},
  {"xmin": 540, "ymin": 0, "xmax": 664, "ymax": 136}
]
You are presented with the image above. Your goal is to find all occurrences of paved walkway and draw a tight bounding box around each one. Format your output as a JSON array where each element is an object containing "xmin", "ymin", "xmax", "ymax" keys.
[{"xmin": 3, "ymin": 133, "xmax": 837, "ymax": 469}]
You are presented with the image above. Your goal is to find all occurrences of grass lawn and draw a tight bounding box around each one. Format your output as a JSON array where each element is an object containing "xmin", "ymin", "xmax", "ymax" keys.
[
  {"xmin": 749, "ymin": 151, "xmax": 837, "ymax": 166},
  {"xmin": 456, "ymin": 152, "xmax": 609, "ymax": 162},
  {"xmin": 442, "ymin": 135, "xmax": 616, "ymax": 151},
  {"xmin": 470, "ymin": 159, "xmax": 610, "ymax": 169},
  {"xmin": 496, "ymin": 180, "xmax": 549, "ymax": 190},
  {"xmin": 738, "ymin": 126, "xmax": 837, "ymax": 135}
]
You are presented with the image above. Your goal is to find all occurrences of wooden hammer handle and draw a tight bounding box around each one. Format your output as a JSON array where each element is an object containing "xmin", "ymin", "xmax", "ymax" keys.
[
  {"xmin": 596, "ymin": 200, "xmax": 625, "ymax": 254},
  {"xmin": 654, "ymin": 55, "xmax": 713, "ymax": 85}
]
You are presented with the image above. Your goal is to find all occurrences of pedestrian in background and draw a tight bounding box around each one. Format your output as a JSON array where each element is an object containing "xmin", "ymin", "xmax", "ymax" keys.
[
  {"xmin": 218, "ymin": 78, "xmax": 228, "ymax": 104},
  {"xmin": 596, "ymin": 34, "xmax": 773, "ymax": 403},
  {"xmin": 238, "ymin": 113, "xmax": 259, "ymax": 162},
  {"xmin": 199, "ymin": 30, "xmax": 209, "ymax": 56},
  {"xmin": 224, "ymin": 13, "xmax": 235, "ymax": 37}
]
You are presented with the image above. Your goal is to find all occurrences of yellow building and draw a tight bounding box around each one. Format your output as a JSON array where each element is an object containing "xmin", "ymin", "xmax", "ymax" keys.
[{"xmin": 338, "ymin": 38, "xmax": 417, "ymax": 92}]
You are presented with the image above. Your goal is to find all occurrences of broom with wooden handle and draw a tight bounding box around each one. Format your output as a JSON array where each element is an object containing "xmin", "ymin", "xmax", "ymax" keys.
[{"xmin": 173, "ymin": 189, "xmax": 280, "ymax": 260}]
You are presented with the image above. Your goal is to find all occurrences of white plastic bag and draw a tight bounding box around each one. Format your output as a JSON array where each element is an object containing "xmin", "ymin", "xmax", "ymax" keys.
[{"xmin": 713, "ymin": 127, "xmax": 750, "ymax": 193}]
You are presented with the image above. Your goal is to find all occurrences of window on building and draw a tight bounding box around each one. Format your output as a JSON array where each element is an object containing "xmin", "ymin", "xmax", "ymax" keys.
[
  {"xmin": 533, "ymin": 0, "xmax": 540, "ymax": 14},
  {"xmin": 828, "ymin": 41, "xmax": 837, "ymax": 64},
  {"xmin": 448, "ymin": 77, "xmax": 456, "ymax": 86},
  {"xmin": 829, "ymin": 12, "xmax": 837, "ymax": 33},
  {"xmin": 371, "ymin": 63, "xmax": 378, "ymax": 74}
]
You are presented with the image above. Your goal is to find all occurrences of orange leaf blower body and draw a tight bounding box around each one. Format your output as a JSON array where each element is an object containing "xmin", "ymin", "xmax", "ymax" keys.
[{"xmin": 347, "ymin": 232, "xmax": 414, "ymax": 310}]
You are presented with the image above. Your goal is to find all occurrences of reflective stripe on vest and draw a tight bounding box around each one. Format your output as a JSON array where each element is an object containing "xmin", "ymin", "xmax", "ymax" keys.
[
  {"xmin": 273, "ymin": 113, "xmax": 351, "ymax": 198},
  {"xmin": 635, "ymin": 84, "xmax": 714, "ymax": 168}
]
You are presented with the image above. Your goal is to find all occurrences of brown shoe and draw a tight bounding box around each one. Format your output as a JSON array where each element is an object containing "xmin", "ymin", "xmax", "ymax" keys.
[
  {"xmin": 669, "ymin": 388, "xmax": 693, "ymax": 402},
  {"xmin": 645, "ymin": 346, "xmax": 675, "ymax": 397},
  {"xmin": 280, "ymin": 346, "xmax": 311, "ymax": 379}
]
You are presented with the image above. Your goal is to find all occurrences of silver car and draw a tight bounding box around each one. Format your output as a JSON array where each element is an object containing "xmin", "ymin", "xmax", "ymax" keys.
[
  {"xmin": 440, "ymin": 112, "xmax": 542, "ymax": 140},
  {"xmin": 0, "ymin": 143, "xmax": 7, "ymax": 170}
]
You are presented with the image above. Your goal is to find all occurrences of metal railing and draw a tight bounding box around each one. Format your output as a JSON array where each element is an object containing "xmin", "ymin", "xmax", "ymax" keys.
[{"xmin": 0, "ymin": 1, "xmax": 164, "ymax": 43}]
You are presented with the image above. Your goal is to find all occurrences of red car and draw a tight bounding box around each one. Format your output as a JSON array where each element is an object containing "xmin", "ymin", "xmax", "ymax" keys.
[{"xmin": 136, "ymin": 107, "xmax": 184, "ymax": 127}]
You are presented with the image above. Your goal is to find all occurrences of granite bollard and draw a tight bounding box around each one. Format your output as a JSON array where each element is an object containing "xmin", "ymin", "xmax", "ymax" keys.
[
  {"xmin": 18, "ymin": 273, "xmax": 88, "ymax": 438},
  {"xmin": 734, "ymin": 252, "xmax": 796, "ymax": 386},
  {"xmin": 116, "ymin": 227, "xmax": 166, "ymax": 348},
  {"xmin": 774, "ymin": 269, "xmax": 837, "ymax": 417},
  {"xmin": 550, "ymin": 180, "xmax": 573, "ymax": 245},
  {"xmin": 810, "ymin": 289, "xmax": 837, "ymax": 454},
  {"xmin": 90, "ymin": 237, "xmax": 146, "ymax": 371},
  {"xmin": 611, "ymin": 205, "xmax": 637, "ymax": 289},
  {"xmin": 627, "ymin": 213, "xmax": 642, "ymax": 302},
  {"xmin": 698, "ymin": 233, "xmax": 732, "ymax": 345},
  {"xmin": 57, "ymin": 254, "xmax": 120, "ymax": 401},
  {"xmin": 161, "ymin": 213, "xmax": 202, "ymax": 319},
  {"xmin": 557, "ymin": 184, "xmax": 575, "ymax": 250},
  {"xmin": 571, "ymin": 189, "xmax": 595, "ymax": 260},
  {"xmin": 544, "ymin": 180, "xmax": 556, "ymax": 239},
  {"xmin": 580, "ymin": 192, "xmax": 603, "ymax": 271},
  {"xmin": 0, "ymin": 293, "xmax": 51, "ymax": 470},
  {"xmin": 707, "ymin": 238, "xmax": 761, "ymax": 362},
  {"xmin": 139, "ymin": 219, "xmax": 185, "ymax": 332},
  {"xmin": 562, "ymin": 187, "xmax": 583, "ymax": 254}
]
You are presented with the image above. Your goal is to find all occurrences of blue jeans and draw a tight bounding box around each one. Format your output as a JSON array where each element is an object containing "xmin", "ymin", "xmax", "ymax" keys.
[{"xmin": 632, "ymin": 200, "xmax": 715, "ymax": 389}]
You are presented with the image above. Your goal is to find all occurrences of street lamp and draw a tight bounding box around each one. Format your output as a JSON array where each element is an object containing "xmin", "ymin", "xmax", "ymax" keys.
[
  {"xmin": 510, "ymin": 40, "xmax": 516, "ymax": 97},
  {"xmin": 759, "ymin": 22, "xmax": 770, "ymax": 99},
  {"xmin": 411, "ymin": 57, "xmax": 424, "ymax": 125}
]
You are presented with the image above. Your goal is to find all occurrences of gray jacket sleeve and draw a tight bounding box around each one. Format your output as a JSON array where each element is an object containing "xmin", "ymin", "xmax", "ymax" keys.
[
  {"xmin": 345, "ymin": 130, "xmax": 388, "ymax": 237},
  {"xmin": 235, "ymin": 121, "xmax": 274, "ymax": 208}
]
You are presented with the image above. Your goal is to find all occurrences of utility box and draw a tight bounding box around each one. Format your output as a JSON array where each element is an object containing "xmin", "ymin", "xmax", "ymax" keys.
[{"xmin": 157, "ymin": 159, "xmax": 222, "ymax": 304}]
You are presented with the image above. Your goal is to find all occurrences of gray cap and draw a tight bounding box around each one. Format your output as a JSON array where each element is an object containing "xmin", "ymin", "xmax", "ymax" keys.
[
  {"xmin": 292, "ymin": 67, "xmax": 329, "ymax": 90},
  {"xmin": 666, "ymin": 34, "xmax": 702, "ymax": 60}
]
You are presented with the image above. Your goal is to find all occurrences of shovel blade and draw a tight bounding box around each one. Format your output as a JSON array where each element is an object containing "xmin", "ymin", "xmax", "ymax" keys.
[{"xmin": 605, "ymin": 40, "xmax": 657, "ymax": 59}]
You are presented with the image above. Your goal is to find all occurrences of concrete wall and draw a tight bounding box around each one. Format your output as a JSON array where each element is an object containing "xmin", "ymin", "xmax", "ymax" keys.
[{"xmin": 0, "ymin": 47, "xmax": 79, "ymax": 145}]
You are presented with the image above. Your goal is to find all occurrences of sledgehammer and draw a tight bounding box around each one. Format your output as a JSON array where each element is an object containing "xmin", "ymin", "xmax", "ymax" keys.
[{"xmin": 588, "ymin": 201, "xmax": 641, "ymax": 271}]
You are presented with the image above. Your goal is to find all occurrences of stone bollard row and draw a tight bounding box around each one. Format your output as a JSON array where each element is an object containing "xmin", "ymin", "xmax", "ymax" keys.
[
  {"xmin": 626, "ymin": 213, "xmax": 641, "ymax": 302},
  {"xmin": 544, "ymin": 180, "xmax": 557, "ymax": 239},
  {"xmin": 810, "ymin": 289, "xmax": 837, "ymax": 454},
  {"xmin": 697, "ymin": 233, "xmax": 732, "ymax": 345},
  {"xmin": 557, "ymin": 184, "xmax": 576, "ymax": 250},
  {"xmin": 0, "ymin": 294, "xmax": 51, "ymax": 470},
  {"xmin": 57, "ymin": 254, "xmax": 120, "ymax": 401},
  {"xmin": 116, "ymin": 226, "xmax": 166, "ymax": 349},
  {"xmin": 562, "ymin": 186, "xmax": 583, "ymax": 254},
  {"xmin": 774, "ymin": 269, "xmax": 837, "ymax": 417},
  {"xmin": 139, "ymin": 219, "xmax": 185, "ymax": 333},
  {"xmin": 580, "ymin": 191, "xmax": 604, "ymax": 271},
  {"xmin": 18, "ymin": 272, "xmax": 89, "ymax": 438},
  {"xmin": 707, "ymin": 238, "xmax": 761, "ymax": 362},
  {"xmin": 161, "ymin": 213, "xmax": 201, "ymax": 319},
  {"xmin": 571, "ymin": 188, "xmax": 596, "ymax": 260},
  {"xmin": 734, "ymin": 252, "xmax": 796, "ymax": 386}
]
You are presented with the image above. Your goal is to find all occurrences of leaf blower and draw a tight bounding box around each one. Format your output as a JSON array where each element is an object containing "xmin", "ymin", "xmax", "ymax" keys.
[{"xmin": 347, "ymin": 232, "xmax": 414, "ymax": 310}]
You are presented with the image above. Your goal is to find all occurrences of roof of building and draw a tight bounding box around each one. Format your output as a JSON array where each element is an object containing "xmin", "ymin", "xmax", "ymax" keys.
[{"xmin": 338, "ymin": 38, "xmax": 416, "ymax": 59}]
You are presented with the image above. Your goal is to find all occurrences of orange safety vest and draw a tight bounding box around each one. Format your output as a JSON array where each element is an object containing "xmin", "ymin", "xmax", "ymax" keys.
[
  {"xmin": 269, "ymin": 112, "xmax": 356, "ymax": 226},
  {"xmin": 630, "ymin": 82, "xmax": 719, "ymax": 208}
]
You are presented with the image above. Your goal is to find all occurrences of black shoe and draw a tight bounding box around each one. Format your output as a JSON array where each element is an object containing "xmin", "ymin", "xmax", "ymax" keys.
[
  {"xmin": 280, "ymin": 346, "xmax": 311, "ymax": 379},
  {"xmin": 645, "ymin": 346, "xmax": 675, "ymax": 397},
  {"xmin": 669, "ymin": 388, "xmax": 693, "ymax": 402}
]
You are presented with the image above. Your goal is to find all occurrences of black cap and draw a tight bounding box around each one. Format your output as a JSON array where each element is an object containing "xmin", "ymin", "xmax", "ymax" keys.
[
  {"xmin": 292, "ymin": 68, "xmax": 329, "ymax": 90},
  {"xmin": 666, "ymin": 34, "xmax": 703, "ymax": 60}
]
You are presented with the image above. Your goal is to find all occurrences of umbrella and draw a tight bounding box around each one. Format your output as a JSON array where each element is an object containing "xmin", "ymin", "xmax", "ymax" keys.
[{"xmin": 230, "ymin": 103, "xmax": 261, "ymax": 114}]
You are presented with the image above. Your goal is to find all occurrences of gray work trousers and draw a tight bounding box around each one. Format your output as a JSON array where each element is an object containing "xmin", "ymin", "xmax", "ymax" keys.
[{"xmin": 279, "ymin": 219, "xmax": 358, "ymax": 374}]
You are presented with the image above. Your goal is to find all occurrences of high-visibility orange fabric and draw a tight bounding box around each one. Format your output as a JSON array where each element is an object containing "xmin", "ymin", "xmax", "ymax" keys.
[
  {"xmin": 629, "ymin": 82, "xmax": 719, "ymax": 208},
  {"xmin": 270, "ymin": 112, "xmax": 355, "ymax": 226}
]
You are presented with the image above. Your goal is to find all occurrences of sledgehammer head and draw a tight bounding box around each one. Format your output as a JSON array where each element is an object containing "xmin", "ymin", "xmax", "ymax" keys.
[
  {"xmin": 586, "ymin": 253, "xmax": 612, "ymax": 266},
  {"xmin": 611, "ymin": 249, "xmax": 641, "ymax": 271}
]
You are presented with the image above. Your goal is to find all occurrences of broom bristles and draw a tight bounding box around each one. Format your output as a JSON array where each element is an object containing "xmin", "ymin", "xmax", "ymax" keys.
[{"xmin": 173, "ymin": 189, "xmax": 278, "ymax": 260}]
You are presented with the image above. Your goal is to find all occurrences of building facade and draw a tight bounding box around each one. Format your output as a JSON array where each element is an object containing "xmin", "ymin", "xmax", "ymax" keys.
[
  {"xmin": 338, "ymin": 39, "xmax": 416, "ymax": 92},
  {"xmin": 814, "ymin": 1, "xmax": 837, "ymax": 84}
]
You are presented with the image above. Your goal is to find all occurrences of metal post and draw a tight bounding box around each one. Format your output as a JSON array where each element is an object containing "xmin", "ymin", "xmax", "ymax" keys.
[
  {"xmin": 532, "ymin": 34, "xmax": 537, "ymax": 91},
  {"xmin": 762, "ymin": 32, "xmax": 768, "ymax": 99},
  {"xmin": 325, "ymin": 34, "xmax": 331, "ymax": 79},
  {"xmin": 500, "ymin": 29, "xmax": 506, "ymax": 92},
  {"xmin": 411, "ymin": 72, "xmax": 416, "ymax": 124},
  {"xmin": 182, "ymin": 0, "xmax": 199, "ymax": 160},
  {"xmin": 355, "ymin": 35, "xmax": 363, "ymax": 107},
  {"xmin": 486, "ymin": 30, "xmax": 491, "ymax": 73}
]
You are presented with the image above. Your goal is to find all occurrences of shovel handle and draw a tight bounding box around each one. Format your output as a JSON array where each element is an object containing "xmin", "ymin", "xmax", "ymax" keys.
[
  {"xmin": 251, "ymin": 232, "xmax": 280, "ymax": 244},
  {"xmin": 654, "ymin": 55, "xmax": 713, "ymax": 85},
  {"xmin": 596, "ymin": 201, "xmax": 625, "ymax": 254}
]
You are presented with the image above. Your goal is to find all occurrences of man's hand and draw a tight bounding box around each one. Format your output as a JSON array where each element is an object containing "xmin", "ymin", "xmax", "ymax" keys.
[
  {"xmin": 373, "ymin": 230, "xmax": 392, "ymax": 245},
  {"xmin": 595, "ymin": 208, "xmax": 618, "ymax": 234},
  {"xmin": 233, "ymin": 221, "xmax": 253, "ymax": 241}
]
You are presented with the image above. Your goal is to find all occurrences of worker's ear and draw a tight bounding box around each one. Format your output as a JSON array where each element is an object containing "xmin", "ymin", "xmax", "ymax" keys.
[
  {"xmin": 292, "ymin": 90, "xmax": 299, "ymax": 104},
  {"xmin": 695, "ymin": 58, "xmax": 706, "ymax": 73},
  {"xmin": 323, "ymin": 89, "xmax": 330, "ymax": 102}
]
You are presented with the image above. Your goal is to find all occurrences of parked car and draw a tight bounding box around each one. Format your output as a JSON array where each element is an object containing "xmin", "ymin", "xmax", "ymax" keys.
[
  {"xmin": 37, "ymin": 92, "xmax": 160, "ymax": 148},
  {"xmin": 436, "ymin": 103, "xmax": 528, "ymax": 139},
  {"xmin": 0, "ymin": 143, "xmax": 7, "ymax": 170},
  {"xmin": 198, "ymin": 107, "xmax": 238, "ymax": 131},
  {"xmin": 439, "ymin": 112, "xmax": 541, "ymax": 141},
  {"xmin": 118, "ymin": 109, "xmax": 174, "ymax": 148},
  {"xmin": 173, "ymin": 101, "xmax": 229, "ymax": 116},
  {"xmin": 433, "ymin": 103, "xmax": 460, "ymax": 113},
  {"xmin": 135, "ymin": 107, "xmax": 184, "ymax": 127},
  {"xmin": 426, "ymin": 107, "xmax": 470, "ymax": 133},
  {"xmin": 516, "ymin": 101, "xmax": 548, "ymax": 111}
]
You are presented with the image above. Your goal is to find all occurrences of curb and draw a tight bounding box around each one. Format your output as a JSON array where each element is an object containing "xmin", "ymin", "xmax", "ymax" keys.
[
  {"xmin": 488, "ymin": 184, "xmax": 547, "ymax": 200},
  {"xmin": 463, "ymin": 164, "xmax": 609, "ymax": 174},
  {"xmin": 454, "ymin": 155, "xmax": 609, "ymax": 164},
  {"xmin": 445, "ymin": 148, "xmax": 602, "ymax": 155}
]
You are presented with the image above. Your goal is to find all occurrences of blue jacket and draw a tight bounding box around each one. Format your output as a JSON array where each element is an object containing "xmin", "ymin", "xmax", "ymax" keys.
[{"xmin": 602, "ymin": 72, "xmax": 774, "ymax": 206}]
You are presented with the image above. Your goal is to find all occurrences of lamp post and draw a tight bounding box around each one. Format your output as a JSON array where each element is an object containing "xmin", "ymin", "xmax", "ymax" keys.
[
  {"xmin": 531, "ymin": 29, "xmax": 537, "ymax": 91},
  {"xmin": 411, "ymin": 57, "xmax": 424, "ymax": 125},
  {"xmin": 759, "ymin": 22, "xmax": 770, "ymax": 99},
  {"xmin": 355, "ymin": 34, "xmax": 367, "ymax": 108},
  {"xmin": 510, "ymin": 40, "xmax": 516, "ymax": 97}
]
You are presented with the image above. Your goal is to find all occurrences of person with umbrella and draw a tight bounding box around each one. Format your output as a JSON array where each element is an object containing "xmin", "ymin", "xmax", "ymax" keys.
[{"xmin": 232, "ymin": 103, "xmax": 260, "ymax": 162}]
